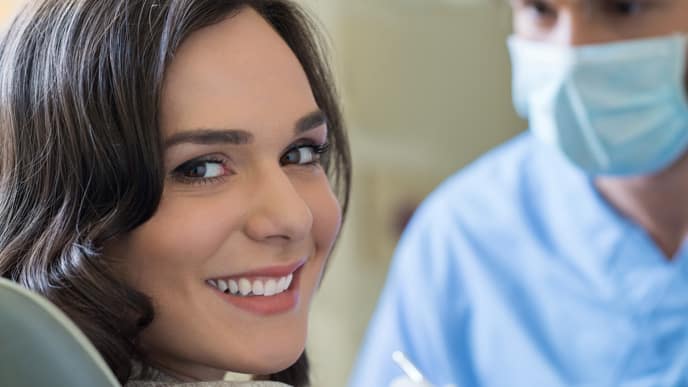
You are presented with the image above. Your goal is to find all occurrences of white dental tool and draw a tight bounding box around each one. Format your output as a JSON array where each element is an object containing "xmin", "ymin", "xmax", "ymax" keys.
[{"xmin": 392, "ymin": 350, "xmax": 433, "ymax": 386}]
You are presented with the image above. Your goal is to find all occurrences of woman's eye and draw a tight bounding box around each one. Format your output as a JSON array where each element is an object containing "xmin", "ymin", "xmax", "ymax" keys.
[
  {"xmin": 280, "ymin": 143, "xmax": 329, "ymax": 166},
  {"xmin": 173, "ymin": 158, "xmax": 228, "ymax": 182}
]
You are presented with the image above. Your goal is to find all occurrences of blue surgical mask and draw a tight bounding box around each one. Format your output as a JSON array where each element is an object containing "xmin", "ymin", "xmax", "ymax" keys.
[{"xmin": 508, "ymin": 34, "xmax": 688, "ymax": 176}]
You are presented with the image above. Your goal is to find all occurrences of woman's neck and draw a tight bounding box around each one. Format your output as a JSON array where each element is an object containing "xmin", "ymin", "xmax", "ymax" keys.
[
  {"xmin": 595, "ymin": 151, "xmax": 688, "ymax": 259},
  {"xmin": 145, "ymin": 358, "xmax": 227, "ymax": 383}
]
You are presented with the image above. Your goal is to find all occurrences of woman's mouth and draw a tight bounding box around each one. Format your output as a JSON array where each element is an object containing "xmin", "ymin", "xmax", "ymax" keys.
[
  {"xmin": 206, "ymin": 273, "xmax": 293, "ymax": 297},
  {"xmin": 205, "ymin": 259, "xmax": 305, "ymax": 315}
]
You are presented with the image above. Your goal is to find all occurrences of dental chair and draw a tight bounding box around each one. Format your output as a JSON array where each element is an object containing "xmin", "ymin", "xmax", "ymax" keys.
[{"xmin": 0, "ymin": 277, "xmax": 120, "ymax": 387}]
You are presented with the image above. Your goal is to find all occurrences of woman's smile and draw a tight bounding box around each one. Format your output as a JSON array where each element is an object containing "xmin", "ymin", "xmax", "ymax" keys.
[{"xmin": 206, "ymin": 257, "xmax": 308, "ymax": 315}]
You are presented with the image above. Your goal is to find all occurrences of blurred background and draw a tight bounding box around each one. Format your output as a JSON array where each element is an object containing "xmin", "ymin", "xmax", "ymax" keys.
[
  {"xmin": 0, "ymin": 1, "xmax": 524, "ymax": 385},
  {"xmin": 297, "ymin": 1, "xmax": 524, "ymax": 385}
]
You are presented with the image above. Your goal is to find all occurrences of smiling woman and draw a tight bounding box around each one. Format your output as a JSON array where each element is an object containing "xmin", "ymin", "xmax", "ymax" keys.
[{"xmin": 0, "ymin": 1, "xmax": 350, "ymax": 387}]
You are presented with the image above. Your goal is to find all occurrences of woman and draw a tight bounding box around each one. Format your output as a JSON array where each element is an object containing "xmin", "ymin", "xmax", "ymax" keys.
[{"xmin": 0, "ymin": 1, "xmax": 350, "ymax": 386}]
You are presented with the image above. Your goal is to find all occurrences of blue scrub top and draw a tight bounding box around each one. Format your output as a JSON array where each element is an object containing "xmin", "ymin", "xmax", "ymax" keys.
[{"xmin": 349, "ymin": 133, "xmax": 688, "ymax": 387}]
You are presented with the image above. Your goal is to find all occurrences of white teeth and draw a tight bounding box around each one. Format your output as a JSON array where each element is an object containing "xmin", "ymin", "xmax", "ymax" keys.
[
  {"xmin": 252, "ymin": 280, "xmax": 264, "ymax": 295},
  {"xmin": 264, "ymin": 279, "xmax": 277, "ymax": 296},
  {"xmin": 228, "ymin": 280, "xmax": 239, "ymax": 295},
  {"xmin": 277, "ymin": 277, "xmax": 287, "ymax": 292},
  {"xmin": 239, "ymin": 278, "xmax": 252, "ymax": 296},
  {"xmin": 209, "ymin": 273, "xmax": 295, "ymax": 297}
]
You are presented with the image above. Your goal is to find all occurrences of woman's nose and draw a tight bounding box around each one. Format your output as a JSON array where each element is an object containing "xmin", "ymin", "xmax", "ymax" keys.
[{"xmin": 243, "ymin": 168, "xmax": 313, "ymax": 244}]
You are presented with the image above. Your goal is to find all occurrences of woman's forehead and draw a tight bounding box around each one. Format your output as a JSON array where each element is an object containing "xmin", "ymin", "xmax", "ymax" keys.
[{"xmin": 159, "ymin": 7, "xmax": 318, "ymax": 141}]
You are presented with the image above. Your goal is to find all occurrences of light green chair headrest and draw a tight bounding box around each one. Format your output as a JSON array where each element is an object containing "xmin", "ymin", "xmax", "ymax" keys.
[{"xmin": 0, "ymin": 277, "xmax": 121, "ymax": 387}]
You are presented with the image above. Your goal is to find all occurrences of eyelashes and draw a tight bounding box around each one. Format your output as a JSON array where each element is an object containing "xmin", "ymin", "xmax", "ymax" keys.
[
  {"xmin": 170, "ymin": 141, "xmax": 331, "ymax": 186},
  {"xmin": 171, "ymin": 156, "xmax": 230, "ymax": 186},
  {"xmin": 280, "ymin": 142, "xmax": 330, "ymax": 166}
]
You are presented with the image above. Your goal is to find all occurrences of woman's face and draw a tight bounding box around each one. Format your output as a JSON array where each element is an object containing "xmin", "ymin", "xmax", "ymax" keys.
[{"xmin": 106, "ymin": 8, "xmax": 341, "ymax": 380}]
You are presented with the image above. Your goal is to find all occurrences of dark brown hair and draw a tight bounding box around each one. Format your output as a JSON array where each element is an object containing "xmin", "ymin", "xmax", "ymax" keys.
[{"xmin": 0, "ymin": 1, "xmax": 350, "ymax": 386}]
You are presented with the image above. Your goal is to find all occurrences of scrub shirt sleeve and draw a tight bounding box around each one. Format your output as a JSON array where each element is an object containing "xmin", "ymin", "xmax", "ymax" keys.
[{"xmin": 348, "ymin": 198, "xmax": 476, "ymax": 387}]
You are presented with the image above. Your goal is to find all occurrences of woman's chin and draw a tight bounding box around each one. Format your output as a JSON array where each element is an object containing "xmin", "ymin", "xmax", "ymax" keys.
[
  {"xmin": 242, "ymin": 326, "xmax": 307, "ymax": 373},
  {"xmin": 239, "ymin": 347, "xmax": 304, "ymax": 376}
]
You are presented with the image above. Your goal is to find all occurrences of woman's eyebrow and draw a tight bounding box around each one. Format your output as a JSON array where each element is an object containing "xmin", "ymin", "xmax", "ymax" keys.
[
  {"xmin": 164, "ymin": 129, "xmax": 253, "ymax": 148},
  {"xmin": 295, "ymin": 109, "xmax": 327, "ymax": 134},
  {"xmin": 164, "ymin": 110, "xmax": 327, "ymax": 149}
]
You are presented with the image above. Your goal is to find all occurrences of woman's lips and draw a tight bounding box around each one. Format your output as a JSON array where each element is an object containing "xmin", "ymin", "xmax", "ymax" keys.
[
  {"xmin": 221, "ymin": 258, "xmax": 307, "ymax": 279},
  {"xmin": 206, "ymin": 259, "xmax": 306, "ymax": 315}
]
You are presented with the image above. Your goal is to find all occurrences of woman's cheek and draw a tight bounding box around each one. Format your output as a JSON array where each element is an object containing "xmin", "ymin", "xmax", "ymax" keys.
[{"xmin": 309, "ymin": 179, "xmax": 342, "ymax": 257}]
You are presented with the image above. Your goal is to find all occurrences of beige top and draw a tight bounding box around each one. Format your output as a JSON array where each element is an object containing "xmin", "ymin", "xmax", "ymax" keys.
[
  {"xmin": 125, "ymin": 381, "xmax": 290, "ymax": 387},
  {"xmin": 124, "ymin": 366, "xmax": 291, "ymax": 387}
]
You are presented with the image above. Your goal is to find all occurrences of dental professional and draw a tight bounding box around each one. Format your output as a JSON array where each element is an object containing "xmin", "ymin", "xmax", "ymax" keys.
[{"xmin": 349, "ymin": 1, "xmax": 688, "ymax": 386}]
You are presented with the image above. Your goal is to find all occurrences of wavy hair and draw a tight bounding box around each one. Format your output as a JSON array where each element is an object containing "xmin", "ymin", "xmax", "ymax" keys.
[{"xmin": 0, "ymin": 1, "xmax": 350, "ymax": 386}]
